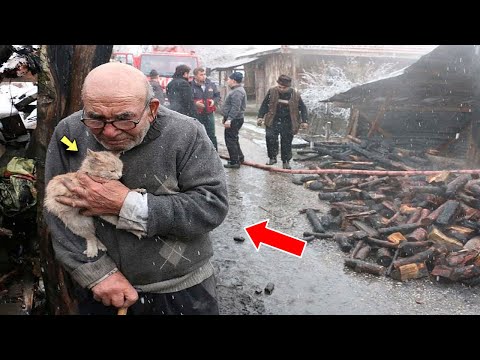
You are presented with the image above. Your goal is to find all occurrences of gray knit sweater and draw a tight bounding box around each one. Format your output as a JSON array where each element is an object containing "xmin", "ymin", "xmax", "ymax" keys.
[{"xmin": 44, "ymin": 106, "xmax": 229, "ymax": 292}]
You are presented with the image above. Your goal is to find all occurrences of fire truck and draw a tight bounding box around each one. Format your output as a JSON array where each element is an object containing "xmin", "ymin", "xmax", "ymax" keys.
[
  {"xmin": 110, "ymin": 52, "xmax": 135, "ymax": 66},
  {"xmin": 133, "ymin": 46, "xmax": 201, "ymax": 92}
]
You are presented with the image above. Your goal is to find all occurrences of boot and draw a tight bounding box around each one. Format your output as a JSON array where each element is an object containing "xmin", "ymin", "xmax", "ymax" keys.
[
  {"xmin": 282, "ymin": 161, "xmax": 291, "ymax": 169},
  {"xmin": 266, "ymin": 158, "xmax": 277, "ymax": 165},
  {"xmin": 224, "ymin": 162, "xmax": 240, "ymax": 169}
]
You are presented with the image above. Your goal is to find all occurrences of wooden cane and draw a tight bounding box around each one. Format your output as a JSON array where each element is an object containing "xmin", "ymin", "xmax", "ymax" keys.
[{"xmin": 117, "ymin": 307, "xmax": 128, "ymax": 315}]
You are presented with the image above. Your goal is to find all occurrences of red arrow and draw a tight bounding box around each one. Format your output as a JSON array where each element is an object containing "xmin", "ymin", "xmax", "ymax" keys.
[{"xmin": 245, "ymin": 220, "xmax": 307, "ymax": 258}]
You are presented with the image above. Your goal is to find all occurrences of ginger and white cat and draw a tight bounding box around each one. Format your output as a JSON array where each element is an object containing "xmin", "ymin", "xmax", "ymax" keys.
[{"xmin": 45, "ymin": 149, "xmax": 143, "ymax": 258}]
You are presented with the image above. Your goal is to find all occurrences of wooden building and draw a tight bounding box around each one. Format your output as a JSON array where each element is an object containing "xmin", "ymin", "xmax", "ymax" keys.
[
  {"xmin": 212, "ymin": 45, "xmax": 436, "ymax": 106},
  {"xmin": 324, "ymin": 45, "xmax": 480, "ymax": 166}
]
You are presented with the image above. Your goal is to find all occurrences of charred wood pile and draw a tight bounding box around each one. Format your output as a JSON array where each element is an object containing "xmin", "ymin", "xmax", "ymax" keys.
[
  {"xmin": 296, "ymin": 137, "xmax": 480, "ymax": 285},
  {"xmin": 293, "ymin": 135, "xmax": 466, "ymax": 171}
]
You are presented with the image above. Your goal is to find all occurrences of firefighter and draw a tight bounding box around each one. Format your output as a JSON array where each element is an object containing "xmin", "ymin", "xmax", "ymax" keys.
[
  {"xmin": 257, "ymin": 75, "xmax": 309, "ymax": 169},
  {"xmin": 166, "ymin": 64, "xmax": 195, "ymax": 116},
  {"xmin": 191, "ymin": 67, "xmax": 221, "ymax": 151},
  {"xmin": 148, "ymin": 69, "xmax": 166, "ymax": 105}
]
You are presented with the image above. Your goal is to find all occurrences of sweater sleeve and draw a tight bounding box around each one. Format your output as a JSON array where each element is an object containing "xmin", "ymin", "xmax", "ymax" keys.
[
  {"xmin": 44, "ymin": 121, "xmax": 117, "ymax": 288},
  {"xmin": 145, "ymin": 125, "xmax": 229, "ymax": 238},
  {"xmin": 226, "ymin": 89, "xmax": 244, "ymax": 121}
]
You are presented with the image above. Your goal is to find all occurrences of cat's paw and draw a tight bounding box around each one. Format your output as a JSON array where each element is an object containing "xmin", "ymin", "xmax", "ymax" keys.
[
  {"xmin": 84, "ymin": 246, "xmax": 98, "ymax": 258},
  {"xmin": 97, "ymin": 241, "xmax": 107, "ymax": 252},
  {"xmin": 133, "ymin": 188, "xmax": 147, "ymax": 194}
]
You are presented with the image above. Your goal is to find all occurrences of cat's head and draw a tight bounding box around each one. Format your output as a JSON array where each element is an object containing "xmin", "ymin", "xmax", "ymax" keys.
[{"xmin": 80, "ymin": 149, "xmax": 123, "ymax": 180}]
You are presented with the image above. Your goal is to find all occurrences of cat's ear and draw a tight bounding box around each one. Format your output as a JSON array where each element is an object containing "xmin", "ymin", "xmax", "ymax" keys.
[{"xmin": 87, "ymin": 149, "xmax": 97, "ymax": 157}]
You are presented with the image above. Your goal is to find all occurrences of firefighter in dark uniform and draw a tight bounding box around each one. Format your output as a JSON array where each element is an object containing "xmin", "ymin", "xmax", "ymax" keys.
[
  {"xmin": 257, "ymin": 75, "xmax": 309, "ymax": 169},
  {"xmin": 166, "ymin": 64, "xmax": 194, "ymax": 116},
  {"xmin": 148, "ymin": 69, "xmax": 166, "ymax": 105},
  {"xmin": 191, "ymin": 67, "xmax": 221, "ymax": 151}
]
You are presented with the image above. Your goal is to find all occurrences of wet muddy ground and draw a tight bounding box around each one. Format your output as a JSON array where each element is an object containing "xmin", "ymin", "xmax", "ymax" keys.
[{"xmin": 211, "ymin": 115, "xmax": 480, "ymax": 315}]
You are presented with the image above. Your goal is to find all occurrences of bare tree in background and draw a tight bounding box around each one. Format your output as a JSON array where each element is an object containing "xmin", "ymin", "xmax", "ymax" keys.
[{"xmin": 33, "ymin": 45, "xmax": 113, "ymax": 314}]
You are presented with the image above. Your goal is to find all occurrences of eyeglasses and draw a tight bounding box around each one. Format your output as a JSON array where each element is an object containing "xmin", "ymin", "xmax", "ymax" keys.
[{"xmin": 81, "ymin": 99, "xmax": 152, "ymax": 131}]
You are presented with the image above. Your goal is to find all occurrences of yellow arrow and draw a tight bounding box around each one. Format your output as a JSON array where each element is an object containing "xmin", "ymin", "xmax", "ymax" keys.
[{"xmin": 60, "ymin": 136, "xmax": 78, "ymax": 151}]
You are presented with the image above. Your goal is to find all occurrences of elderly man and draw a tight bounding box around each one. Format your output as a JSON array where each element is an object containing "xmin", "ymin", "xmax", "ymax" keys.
[
  {"xmin": 257, "ymin": 75, "xmax": 309, "ymax": 169},
  {"xmin": 44, "ymin": 62, "xmax": 228, "ymax": 315}
]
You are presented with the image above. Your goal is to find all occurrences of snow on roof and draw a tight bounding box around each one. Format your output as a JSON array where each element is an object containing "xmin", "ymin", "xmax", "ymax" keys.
[
  {"xmin": 236, "ymin": 45, "xmax": 438, "ymax": 60},
  {"xmin": 211, "ymin": 57, "xmax": 259, "ymax": 71}
]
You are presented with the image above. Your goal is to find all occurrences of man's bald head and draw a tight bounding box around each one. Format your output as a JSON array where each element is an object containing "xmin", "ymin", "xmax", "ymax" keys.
[{"xmin": 82, "ymin": 62, "xmax": 150, "ymax": 104}]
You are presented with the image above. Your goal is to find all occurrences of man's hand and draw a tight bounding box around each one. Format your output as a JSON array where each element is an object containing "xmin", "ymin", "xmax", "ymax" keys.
[
  {"xmin": 92, "ymin": 271, "xmax": 138, "ymax": 309},
  {"xmin": 207, "ymin": 99, "xmax": 215, "ymax": 107},
  {"xmin": 224, "ymin": 120, "xmax": 232, "ymax": 129},
  {"xmin": 56, "ymin": 173, "xmax": 130, "ymax": 216},
  {"xmin": 195, "ymin": 100, "xmax": 205, "ymax": 108},
  {"xmin": 300, "ymin": 122, "xmax": 309, "ymax": 130},
  {"xmin": 257, "ymin": 118, "xmax": 264, "ymax": 126}
]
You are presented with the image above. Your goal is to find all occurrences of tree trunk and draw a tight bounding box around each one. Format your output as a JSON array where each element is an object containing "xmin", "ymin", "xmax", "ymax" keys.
[{"xmin": 34, "ymin": 45, "xmax": 113, "ymax": 315}]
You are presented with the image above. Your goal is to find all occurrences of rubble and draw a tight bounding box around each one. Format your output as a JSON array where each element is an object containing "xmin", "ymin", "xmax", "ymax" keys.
[{"xmin": 298, "ymin": 136, "xmax": 480, "ymax": 286}]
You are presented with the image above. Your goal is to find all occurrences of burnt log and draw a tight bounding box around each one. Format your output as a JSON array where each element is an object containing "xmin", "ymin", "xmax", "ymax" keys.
[
  {"xmin": 352, "ymin": 220, "xmax": 379, "ymax": 237},
  {"xmin": 435, "ymin": 200, "xmax": 460, "ymax": 226},
  {"xmin": 406, "ymin": 228, "xmax": 428, "ymax": 242},
  {"xmin": 465, "ymin": 179, "xmax": 480, "ymax": 197},
  {"xmin": 445, "ymin": 174, "xmax": 471, "ymax": 198},
  {"xmin": 457, "ymin": 192, "xmax": 480, "ymax": 209},
  {"xmin": 378, "ymin": 223, "xmax": 422, "ymax": 235},
  {"xmin": 428, "ymin": 227, "xmax": 464, "ymax": 250},
  {"xmin": 406, "ymin": 208, "xmax": 423, "ymax": 224},
  {"xmin": 366, "ymin": 237, "xmax": 398, "ymax": 249},
  {"xmin": 387, "ymin": 232, "xmax": 407, "ymax": 245},
  {"xmin": 334, "ymin": 234, "xmax": 353, "ymax": 253},
  {"xmin": 390, "ymin": 262, "xmax": 429, "ymax": 281},
  {"xmin": 376, "ymin": 248, "xmax": 393, "ymax": 267},
  {"xmin": 393, "ymin": 247, "xmax": 437, "ymax": 269},
  {"xmin": 459, "ymin": 220, "xmax": 480, "ymax": 232},
  {"xmin": 421, "ymin": 201, "xmax": 453, "ymax": 226},
  {"xmin": 399, "ymin": 240, "xmax": 433, "ymax": 257},
  {"xmin": 305, "ymin": 209, "xmax": 326, "ymax": 233},
  {"xmin": 445, "ymin": 249, "xmax": 479, "ymax": 267},
  {"xmin": 404, "ymin": 186, "xmax": 446, "ymax": 197},
  {"xmin": 303, "ymin": 230, "xmax": 367, "ymax": 240},
  {"xmin": 350, "ymin": 144, "xmax": 412, "ymax": 170},
  {"xmin": 331, "ymin": 202, "xmax": 369, "ymax": 212},
  {"xmin": 344, "ymin": 259, "xmax": 386, "ymax": 276},
  {"xmin": 431, "ymin": 264, "xmax": 480, "ymax": 282},
  {"xmin": 304, "ymin": 180, "xmax": 324, "ymax": 191},
  {"xmin": 318, "ymin": 192, "xmax": 353, "ymax": 202},
  {"xmin": 354, "ymin": 244, "xmax": 371, "ymax": 260}
]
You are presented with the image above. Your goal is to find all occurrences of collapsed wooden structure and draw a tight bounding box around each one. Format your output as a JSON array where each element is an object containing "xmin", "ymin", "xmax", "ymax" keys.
[{"xmin": 324, "ymin": 45, "xmax": 480, "ymax": 166}]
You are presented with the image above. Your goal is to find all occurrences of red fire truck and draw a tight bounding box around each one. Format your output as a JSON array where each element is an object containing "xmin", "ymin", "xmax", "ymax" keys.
[
  {"xmin": 110, "ymin": 52, "xmax": 136, "ymax": 66},
  {"xmin": 134, "ymin": 46, "xmax": 201, "ymax": 91}
]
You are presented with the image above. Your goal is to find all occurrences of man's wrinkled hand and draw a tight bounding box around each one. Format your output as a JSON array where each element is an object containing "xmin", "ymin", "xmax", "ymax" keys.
[
  {"xmin": 55, "ymin": 172, "xmax": 130, "ymax": 216},
  {"xmin": 92, "ymin": 271, "xmax": 138, "ymax": 309},
  {"xmin": 257, "ymin": 118, "xmax": 264, "ymax": 127},
  {"xmin": 300, "ymin": 122, "xmax": 309, "ymax": 130},
  {"xmin": 195, "ymin": 100, "xmax": 205, "ymax": 108}
]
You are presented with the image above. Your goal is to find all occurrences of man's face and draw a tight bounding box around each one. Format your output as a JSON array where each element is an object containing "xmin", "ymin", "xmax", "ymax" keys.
[
  {"xmin": 195, "ymin": 71, "xmax": 206, "ymax": 83},
  {"xmin": 83, "ymin": 96, "xmax": 156, "ymax": 152}
]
